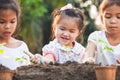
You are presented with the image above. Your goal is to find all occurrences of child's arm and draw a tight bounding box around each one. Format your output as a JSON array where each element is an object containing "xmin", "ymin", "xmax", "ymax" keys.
[
  {"xmin": 40, "ymin": 51, "xmax": 56, "ymax": 64},
  {"xmin": 82, "ymin": 41, "xmax": 96, "ymax": 63},
  {"xmin": 24, "ymin": 51, "xmax": 55, "ymax": 64},
  {"xmin": 24, "ymin": 51, "xmax": 40, "ymax": 64},
  {"xmin": 27, "ymin": 51, "xmax": 56, "ymax": 64},
  {"xmin": 24, "ymin": 51, "xmax": 34, "ymax": 58},
  {"xmin": 117, "ymin": 59, "xmax": 120, "ymax": 64},
  {"xmin": 43, "ymin": 53, "xmax": 55, "ymax": 64}
]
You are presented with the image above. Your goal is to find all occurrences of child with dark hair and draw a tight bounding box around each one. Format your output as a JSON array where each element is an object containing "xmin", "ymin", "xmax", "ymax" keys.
[
  {"xmin": 31, "ymin": 4, "xmax": 86, "ymax": 64},
  {"xmin": 83, "ymin": 0, "xmax": 120, "ymax": 65},
  {"xmin": 0, "ymin": 0, "xmax": 30, "ymax": 70}
]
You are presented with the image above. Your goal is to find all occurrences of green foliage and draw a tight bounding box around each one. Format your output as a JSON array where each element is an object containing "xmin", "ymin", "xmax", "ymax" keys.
[
  {"xmin": 20, "ymin": 0, "xmax": 47, "ymax": 17},
  {"xmin": 18, "ymin": 0, "xmax": 47, "ymax": 53},
  {"xmin": 19, "ymin": 0, "xmax": 101, "ymax": 53}
]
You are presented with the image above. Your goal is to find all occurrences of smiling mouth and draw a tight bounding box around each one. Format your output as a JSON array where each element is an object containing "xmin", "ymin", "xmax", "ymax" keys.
[
  {"xmin": 109, "ymin": 26, "xmax": 118, "ymax": 29},
  {"xmin": 109, "ymin": 25, "xmax": 117, "ymax": 28},
  {"xmin": 61, "ymin": 37, "xmax": 69, "ymax": 40}
]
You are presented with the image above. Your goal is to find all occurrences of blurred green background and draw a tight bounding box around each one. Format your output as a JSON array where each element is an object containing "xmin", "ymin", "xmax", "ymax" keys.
[{"xmin": 18, "ymin": 0, "xmax": 102, "ymax": 54}]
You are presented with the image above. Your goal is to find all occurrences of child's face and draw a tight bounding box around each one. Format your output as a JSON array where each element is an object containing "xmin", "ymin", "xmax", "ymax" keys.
[
  {"xmin": 101, "ymin": 5, "xmax": 120, "ymax": 34},
  {"xmin": 55, "ymin": 16, "xmax": 80, "ymax": 46},
  {"xmin": 0, "ymin": 9, "xmax": 17, "ymax": 40}
]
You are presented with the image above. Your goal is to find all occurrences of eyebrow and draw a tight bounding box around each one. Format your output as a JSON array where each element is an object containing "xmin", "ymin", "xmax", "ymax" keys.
[
  {"xmin": 117, "ymin": 13, "xmax": 120, "ymax": 15},
  {"xmin": 11, "ymin": 18, "xmax": 17, "ymax": 20},
  {"xmin": 0, "ymin": 17, "xmax": 17, "ymax": 20}
]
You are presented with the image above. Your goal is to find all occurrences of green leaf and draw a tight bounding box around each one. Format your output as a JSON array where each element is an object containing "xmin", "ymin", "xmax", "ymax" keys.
[
  {"xmin": 103, "ymin": 46, "xmax": 114, "ymax": 52},
  {"xmin": 98, "ymin": 39, "xmax": 107, "ymax": 44},
  {"xmin": 15, "ymin": 58, "xmax": 21, "ymax": 61}
]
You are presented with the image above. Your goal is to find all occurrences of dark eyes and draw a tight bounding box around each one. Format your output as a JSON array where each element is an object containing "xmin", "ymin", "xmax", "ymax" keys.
[
  {"xmin": 0, "ymin": 20, "xmax": 5, "ymax": 24},
  {"xmin": 0, "ymin": 20, "xmax": 16, "ymax": 24},
  {"xmin": 117, "ymin": 16, "xmax": 120, "ymax": 19},
  {"xmin": 11, "ymin": 20, "xmax": 16, "ymax": 23},
  {"xmin": 70, "ymin": 30, "xmax": 75, "ymax": 33},
  {"xmin": 59, "ymin": 27, "xmax": 65, "ymax": 31},
  {"xmin": 104, "ymin": 15, "xmax": 111, "ymax": 19},
  {"xmin": 59, "ymin": 27, "xmax": 75, "ymax": 33},
  {"xmin": 104, "ymin": 14, "xmax": 120, "ymax": 19}
]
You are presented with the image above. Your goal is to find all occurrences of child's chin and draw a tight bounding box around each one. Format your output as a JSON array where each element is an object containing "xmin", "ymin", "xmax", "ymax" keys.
[
  {"xmin": 62, "ymin": 42, "xmax": 70, "ymax": 46},
  {"xmin": 58, "ymin": 40, "xmax": 70, "ymax": 45}
]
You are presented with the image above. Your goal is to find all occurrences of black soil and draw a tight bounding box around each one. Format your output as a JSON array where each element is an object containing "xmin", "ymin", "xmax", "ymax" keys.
[
  {"xmin": 1, "ymin": 61, "xmax": 120, "ymax": 80},
  {"xmin": 13, "ymin": 62, "xmax": 97, "ymax": 80},
  {"xmin": 0, "ymin": 64, "xmax": 10, "ymax": 70}
]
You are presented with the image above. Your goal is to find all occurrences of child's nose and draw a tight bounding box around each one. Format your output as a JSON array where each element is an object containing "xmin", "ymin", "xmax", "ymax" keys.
[
  {"xmin": 63, "ymin": 31, "xmax": 69, "ymax": 36},
  {"xmin": 110, "ymin": 18, "xmax": 117, "ymax": 24},
  {"xmin": 4, "ymin": 23, "xmax": 11, "ymax": 29}
]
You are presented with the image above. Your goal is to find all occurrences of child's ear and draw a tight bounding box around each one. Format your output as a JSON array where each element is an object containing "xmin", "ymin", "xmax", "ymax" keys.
[
  {"xmin": 79, "ymin": 30, "xmax": 82, "ymax": 35},
  {"xmin": 100, "ymin": 15, "xmax": 104, "ymax": 24}
]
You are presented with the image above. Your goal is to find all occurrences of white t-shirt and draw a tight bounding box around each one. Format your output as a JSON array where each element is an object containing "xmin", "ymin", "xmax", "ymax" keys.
[
  {"xmin": 42, "ymin": 39, "xmax": 85, "ymax": 64},
  {"xmin": 0, "ymin": 42, "xmax": 30, "ymax": 70},
  {"xmin": 88, "ymin": 30, "xmax": 120, "ymax": 65}
]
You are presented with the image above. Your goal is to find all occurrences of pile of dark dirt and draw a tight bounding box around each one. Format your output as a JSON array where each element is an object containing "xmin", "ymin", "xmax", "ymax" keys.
[
  {"xmin": 13, "ymin": 61, "xmax": 97, "ymax": 80},
  {"xmin": 0, "ymin": 64, "xmax": 10, "ymax": 70},
  {"xmin": 0, "ymin": 61, "xmax": 119, "ymax": 80}
]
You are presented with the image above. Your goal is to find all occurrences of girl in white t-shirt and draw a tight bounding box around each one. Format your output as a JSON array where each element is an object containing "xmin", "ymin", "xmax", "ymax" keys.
[
  {"xmin": 83, "ymin": 0, "xmax": 120, "ymax": 65},
  {"xmin": 0, "ymin": 0, "xmax": 30, "ymax": 70},
  {"xmin": 31, "ymin": 4, "xmax": 85, "ymax": 64}
]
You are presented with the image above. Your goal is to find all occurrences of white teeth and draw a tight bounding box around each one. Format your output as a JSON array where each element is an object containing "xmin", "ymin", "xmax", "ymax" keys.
[{"xmin": 62, "ymin": 37, "xmax": 69, "ymax": 40}]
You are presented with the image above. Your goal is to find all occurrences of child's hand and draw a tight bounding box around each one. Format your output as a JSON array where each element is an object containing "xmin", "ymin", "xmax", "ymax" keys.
[
  {"xmin": 82, "ymin": 57, "xmax": 95, "ymax": 64},
  {"xmin": 30, "ymin": 54, "xmax": 43, "ymax": 64},
  {"xmin": 116, "ymin": 59, "xmax": 120, "ymax": 64}
]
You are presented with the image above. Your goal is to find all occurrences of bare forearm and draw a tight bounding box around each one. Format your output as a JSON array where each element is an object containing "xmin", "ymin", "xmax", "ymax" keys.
[{"xmin": 82, "ymin": 41, "xmax": 96, "ymax": 63}]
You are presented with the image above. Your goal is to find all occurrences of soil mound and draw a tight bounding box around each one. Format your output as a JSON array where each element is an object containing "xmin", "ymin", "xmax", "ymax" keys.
[
  {"xmin": 14, "ymin": 61, "xmax": 97, "ymax": 80},
  {"xmin": 0, "ymin": 61, "xmax": 120, "ymax": 80}
]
